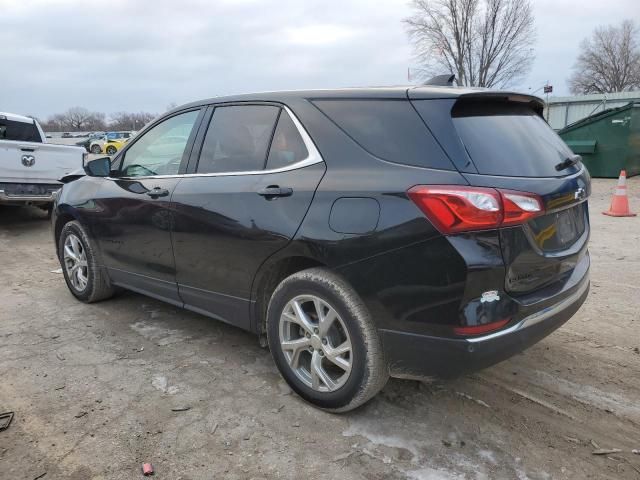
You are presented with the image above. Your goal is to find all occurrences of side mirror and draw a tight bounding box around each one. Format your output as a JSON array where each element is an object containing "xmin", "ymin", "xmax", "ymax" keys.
[{"xmin": 84, "ymin": 156, "xmax": 111, "ymax": 177}]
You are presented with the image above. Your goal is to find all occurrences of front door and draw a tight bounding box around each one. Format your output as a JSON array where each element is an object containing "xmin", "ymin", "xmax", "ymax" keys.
[
  {"xmin": 171, "ymin": 105, "xmax": 325, "ymax": 329},
  {"xmin": 91, "ymin": 108, "xmax": 203, "ymax": 304}
]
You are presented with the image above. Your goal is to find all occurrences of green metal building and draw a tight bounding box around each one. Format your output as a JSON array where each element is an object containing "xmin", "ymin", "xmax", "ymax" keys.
[{"xmin": 558, "ymin": 102, "xmax": 640, "ymax": 178}]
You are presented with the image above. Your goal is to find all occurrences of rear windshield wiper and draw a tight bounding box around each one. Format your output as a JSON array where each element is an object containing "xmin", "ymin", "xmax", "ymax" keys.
[{"xmin": 555, "ymin": 154, "xmax": 581, "ymax": 171}]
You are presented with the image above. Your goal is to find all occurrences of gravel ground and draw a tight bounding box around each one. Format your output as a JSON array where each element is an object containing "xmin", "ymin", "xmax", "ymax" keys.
[{"xmin": 0, "ymin": 177, "xmax": 639, "ymax": 480}]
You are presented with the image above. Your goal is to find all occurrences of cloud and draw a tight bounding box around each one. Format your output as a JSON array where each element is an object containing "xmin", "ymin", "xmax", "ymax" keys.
[
  {"xmin": 0, "ymin": 0, "xmax": 637, "ymax": 118},
  {"xmin": 280, "ymin": 24, "xmax": 363, "ymax": 46},
  {"xmin": 0, "ymin": 0, "xmax": 411, "ymax": 117}
]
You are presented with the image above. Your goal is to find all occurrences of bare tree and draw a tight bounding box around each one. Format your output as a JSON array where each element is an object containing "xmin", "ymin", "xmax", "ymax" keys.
[
  {"xmin": 109, "ymin": 111, "xmax": 156, "ymax": 131},
  {"xmin": 56, "ymin": 107, "xmax": 106, "ymax": 131},
  {"xmin": 568, "ymin": 21, "xmax": 640, "ymax": 94},
  {"xmin": 404, "ymin": 0, "xmax": 536, "ymax": 88},
  {"xmin": 41, "ymin": 108, "xmax": 157, "ymax": 132},
  {"xmin": 40, "ymin": 114, "xmax": 64, "ymax": 132}
]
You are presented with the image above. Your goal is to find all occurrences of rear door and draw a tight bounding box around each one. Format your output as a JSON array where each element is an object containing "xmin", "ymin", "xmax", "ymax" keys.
[
  {"xmin": 171, "ymin": 104, "xmax": 325, "ymax": 329},
  {"xmin": 411, "ymin": 93, "xmax": 591, "ymax": 295}
]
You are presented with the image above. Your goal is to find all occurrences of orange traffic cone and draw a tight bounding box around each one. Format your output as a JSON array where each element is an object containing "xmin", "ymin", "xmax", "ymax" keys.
[{"xmin": 603, "ymin": 170, "xmax": 636, "ymax": 217}]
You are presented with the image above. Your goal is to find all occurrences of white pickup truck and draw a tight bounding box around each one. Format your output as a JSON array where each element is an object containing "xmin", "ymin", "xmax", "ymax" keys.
[{"xmin": 0, "ymin": 112, "xmax": 86, "ymax": 212}]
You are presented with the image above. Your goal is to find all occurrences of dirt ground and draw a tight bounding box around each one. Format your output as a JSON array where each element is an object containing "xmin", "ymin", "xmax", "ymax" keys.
[{"xmin": 0, "ymin": 177, "xmax": 639, "ymax": 480}]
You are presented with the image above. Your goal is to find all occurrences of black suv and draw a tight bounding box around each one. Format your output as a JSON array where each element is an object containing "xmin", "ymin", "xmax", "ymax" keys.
[{"xmin": 53, "ymin": 87, "xmax": 590, "ymax": 411}]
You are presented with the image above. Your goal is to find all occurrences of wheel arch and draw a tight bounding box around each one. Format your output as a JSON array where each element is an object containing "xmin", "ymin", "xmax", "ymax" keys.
[
  {"xmin": 54, "ymin": 213, "xmax": 75, "ymax": 255},
  {"xmin": 53, "ymin": 206, "xmax": 87, "ymax": 257},
  {"xmin": 251, "ymin": 254, "xmax": 328, "ymax": 335}
]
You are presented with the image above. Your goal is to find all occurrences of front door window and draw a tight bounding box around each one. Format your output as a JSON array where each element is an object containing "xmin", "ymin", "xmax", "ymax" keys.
[{"xmin": 120, "ymin": 110, "xmax": 200, "ymax": 177}]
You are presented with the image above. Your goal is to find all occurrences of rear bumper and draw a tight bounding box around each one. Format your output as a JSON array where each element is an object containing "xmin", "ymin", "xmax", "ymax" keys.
[
  {"xmin": 381, "ymin": 274, "xmax": 589, "ymax": 379},
  {"xmin": 0, "ymin": 187, "xmax": 59, "ymax": 205}
]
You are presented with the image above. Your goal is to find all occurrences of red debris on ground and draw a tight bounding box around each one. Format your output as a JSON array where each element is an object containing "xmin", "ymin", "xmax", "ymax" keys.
[{"xmin": 142, "ymin": 463, "xmax": 154, "ymax": 476}]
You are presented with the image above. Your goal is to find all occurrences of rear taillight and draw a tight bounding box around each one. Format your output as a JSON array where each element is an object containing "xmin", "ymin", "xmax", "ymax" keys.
[
  {"xmin": 407, "ymin": 185, "xmax": 543, "ymax": 234},
  {"xmin": 500, "ymin": 190, "xmax": 543, "ymax": 226}
]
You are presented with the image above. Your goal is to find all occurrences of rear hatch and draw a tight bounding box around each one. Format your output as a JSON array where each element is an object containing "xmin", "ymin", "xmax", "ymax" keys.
[{"xmin": 410, "ymin": 90, "xmax": 590, "ymax": 295}]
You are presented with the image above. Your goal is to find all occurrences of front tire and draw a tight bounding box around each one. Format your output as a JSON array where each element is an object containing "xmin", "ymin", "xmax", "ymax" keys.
[
  {"xmin": 58, "ymin": 221, "xmax": 115, "ymax": 303},
  {"xmin": 106, "ymin": 146, "xmax": 117, "ymax": 155},
  {"xmin": 90, "ymin": 144, "xmax": 101, "ymax": 154},
  {"xmin": 266, "ymin": 268, "xmax": 388, "ymax": 412}
]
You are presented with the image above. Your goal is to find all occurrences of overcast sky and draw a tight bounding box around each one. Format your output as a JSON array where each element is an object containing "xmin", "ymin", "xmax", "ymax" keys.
[{"xmin": 1, "ymin": 0, "xmax": 638, "ymax": 119}]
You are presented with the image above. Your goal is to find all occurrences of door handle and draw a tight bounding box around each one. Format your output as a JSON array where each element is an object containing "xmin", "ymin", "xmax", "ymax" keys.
[
  {"xmin": 257, "ymin": 186, "xmax": 293, "ymax": 199},
  {"xmin": 146, "ymin": 187, "xmax": 170, "ymax": 199}
]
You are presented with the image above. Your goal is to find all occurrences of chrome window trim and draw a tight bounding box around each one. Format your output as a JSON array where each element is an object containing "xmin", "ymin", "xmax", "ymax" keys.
[{"xmin": 110, "ymin": 106, "xmax": 323, "ymax": 180}]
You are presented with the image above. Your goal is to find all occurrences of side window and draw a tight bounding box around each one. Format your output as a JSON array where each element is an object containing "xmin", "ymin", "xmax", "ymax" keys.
[
  {"xmin": 266, "ymin": 111, "xmax": 308, "ymax": 169},
  {"xmin": 313, "ymin": 99, "xmax": 454, "ymax": 170},
  {"xmin": 196, "ymin": 105, "xmax": 279, "ymax": 174},
  {"xmin": 120, "ymin": 110, "xmax": 199, "ymax": 177},
  {"xmin": 0, "ymin": 119, "xmax": 41, "ymax": 142}
]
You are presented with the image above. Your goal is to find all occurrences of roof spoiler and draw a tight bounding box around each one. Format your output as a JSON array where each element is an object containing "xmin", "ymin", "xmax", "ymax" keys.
[
  {"xmin": 424, "ymin": 74, "xmax": 456, "ymax": 87},
  {"xmin": 452, "ymin": 92, "xmax": 545, "ymax": 116}
]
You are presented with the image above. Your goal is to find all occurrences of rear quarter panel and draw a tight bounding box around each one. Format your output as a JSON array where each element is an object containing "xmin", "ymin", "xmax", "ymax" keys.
[{"xmin": 253, "ymin": 98, "xmax": 473, "ymax": 333}]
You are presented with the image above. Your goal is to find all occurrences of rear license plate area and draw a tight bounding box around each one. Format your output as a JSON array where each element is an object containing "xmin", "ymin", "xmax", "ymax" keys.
[{"xmin": 528, "ymin": 204, "xmax": 586, "ymax": 252}]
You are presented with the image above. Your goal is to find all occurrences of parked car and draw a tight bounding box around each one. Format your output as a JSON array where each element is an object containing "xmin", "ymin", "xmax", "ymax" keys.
[
  {"xmin": 103, "ymin": 138, "xmax": 129, "ymax": 156},
  {"xmin": 76, "ymin": 132, "xmax": 106, "ymax": 152},
  {"xmin": 89, "ymin": 131, "xmax": 134, "ymax": 154},
  {"xmin": 0, "ymin": 111, "xmax": 86, "ymax": 213},
  {"xmin": 52, "ymin": 87, "xmax": 590, "ymax": 411}
]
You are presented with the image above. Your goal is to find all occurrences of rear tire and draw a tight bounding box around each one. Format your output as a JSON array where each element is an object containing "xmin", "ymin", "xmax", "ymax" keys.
[
  {"xmin": 90, "ymin": 144, "xmax": 101, "ymax": 154},
  {"xmin": 106, "ymin": 146, "xmax": 117, "ymax": 155},
  {"xmin": 266, "ymin": 268, "xmax": 388, "ymax": 412},
  {"xmin": 58, "ymin": 221, "xmax": 115, "ymax": 303}
]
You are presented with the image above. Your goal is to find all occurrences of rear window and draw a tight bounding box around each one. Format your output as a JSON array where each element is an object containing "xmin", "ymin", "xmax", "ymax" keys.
[
  {"xmin": 312, "ymin": 99, "xmax": 454, "ymax": 170},
  {"xmin": 0, "ymin": 119, "xmax": 41, "ymax": 142},
  {"xmin": 450, "ymin": 101, "xmax": 577, "ymax": 177},
  {"xmin": 266, "ymin": 111, "xmax": 308, "ymax": 169}
]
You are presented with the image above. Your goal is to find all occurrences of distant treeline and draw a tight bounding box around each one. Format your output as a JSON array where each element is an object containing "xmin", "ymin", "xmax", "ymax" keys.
[{"xmin": 37, "ymin": 107, "xmax": 158, "ymax": 132}]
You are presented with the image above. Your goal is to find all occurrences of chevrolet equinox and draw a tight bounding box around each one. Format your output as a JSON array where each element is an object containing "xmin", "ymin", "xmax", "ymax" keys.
[{"xmin": 53, "ymin": 87, "xmax": 590, "ymax": 411}]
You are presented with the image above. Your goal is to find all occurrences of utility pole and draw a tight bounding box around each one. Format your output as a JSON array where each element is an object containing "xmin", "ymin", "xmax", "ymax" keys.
[
  {"xmin": 543, "ymin": 82, "xmax": 553, "ymax": 121},
  {"xmin": 528, "ymin": 82, "xmax": 554, "ymax": 122}
]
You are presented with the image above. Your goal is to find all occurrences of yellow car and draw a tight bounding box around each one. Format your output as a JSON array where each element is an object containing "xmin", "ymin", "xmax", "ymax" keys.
[{"xmin": 104, "ymin": 138, "xmax": 128, "ymax": 156}]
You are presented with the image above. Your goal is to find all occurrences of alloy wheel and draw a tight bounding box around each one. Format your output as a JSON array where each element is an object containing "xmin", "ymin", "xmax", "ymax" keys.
[
  {"xmin": 63, "ymin": 233, "xmax": 88, "ymax": 292},
  {"xmin": 279, "ymin": 295, "xmax": 352, "ymax": 392}
]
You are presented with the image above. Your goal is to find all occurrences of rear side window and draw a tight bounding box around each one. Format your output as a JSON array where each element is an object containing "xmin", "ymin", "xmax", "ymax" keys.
[
  {"xmin": 312, "ymin": 99, "xmax": 453, "ymax": 170},
  {"xmin": 266, "ymin": 110, "xmax": 308, "ymax": 169},
  {"xmin": 449, "ymin": 101, "xmax": 577, "ymax": 177},
  {"xmin": 0, "ymin": 119, "xmax": 41, "ymax": 142},
  {"xmin": 197, "ymin": 105, "xmax": 280, "ymax": 174}
]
